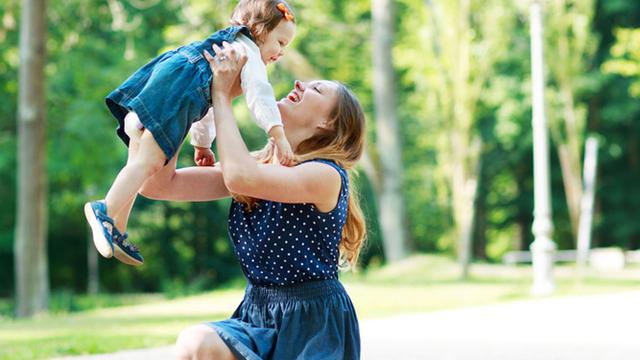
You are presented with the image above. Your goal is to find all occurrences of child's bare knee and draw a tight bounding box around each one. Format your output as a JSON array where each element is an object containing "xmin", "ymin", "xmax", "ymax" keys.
[
  {"xmin": 134, "ymin": 157, "xmax": 164, "ymax": 178},
  {"xmin": 124, "ymin": 112, "xmax": 143, "ymax": 140},
  {"xmin": 133, "ymin": 133, "xmax": 166, "ymax": 173}
]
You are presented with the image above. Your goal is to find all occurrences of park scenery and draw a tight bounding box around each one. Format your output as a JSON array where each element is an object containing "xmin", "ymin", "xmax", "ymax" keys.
[{"xmin": 1, "ymin": 0, "xmax": 640, "ymax": 359}]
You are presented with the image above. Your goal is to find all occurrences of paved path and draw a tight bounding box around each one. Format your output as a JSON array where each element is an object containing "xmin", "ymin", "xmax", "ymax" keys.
[{"xmin": 54, "ymin": 291, "xmax": 640, "ymax": 360}]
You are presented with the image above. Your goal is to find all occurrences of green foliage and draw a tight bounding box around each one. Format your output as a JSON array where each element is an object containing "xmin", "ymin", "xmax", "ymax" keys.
[
  {"xmin": 603, "ymin": 28, "xmax": 640, "ymax": 96},
  {"xmin": 1, "ymin": 0, "xmax": 640, "ymax": 298},
  {"xmin": 0, "ymin": 0, "xmax": 19, "ymax": 295}
]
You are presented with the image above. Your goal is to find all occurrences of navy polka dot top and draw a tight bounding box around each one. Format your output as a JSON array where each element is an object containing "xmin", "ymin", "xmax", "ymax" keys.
[{"xmin": 228, "ymin": 159, "xmax": 349, "ymax": 286}]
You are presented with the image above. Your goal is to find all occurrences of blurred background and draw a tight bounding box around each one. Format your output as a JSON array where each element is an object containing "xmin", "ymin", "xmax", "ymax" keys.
[{"xmin": 1, "ymin": 0, "xmax": 640, "ymax": 358}]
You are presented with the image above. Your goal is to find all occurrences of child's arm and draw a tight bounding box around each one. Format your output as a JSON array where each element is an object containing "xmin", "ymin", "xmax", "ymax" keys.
[
  {"xmin": 236, "ymin": 42, "xmax": 293, "ymax": 166},
  {"xmin": 189, "ymin": 107, "xmax": 217, "ymax": 166},
  {"xmin": 268, "ymin": 126, "xmax": 294, "ymax": 166}
]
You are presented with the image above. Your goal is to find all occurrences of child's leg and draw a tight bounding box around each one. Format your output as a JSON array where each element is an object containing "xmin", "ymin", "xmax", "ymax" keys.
[
  {"xmin": 114, "ymin": 194, "xmax": 136, "ymax": 233},
  {"xmin": 112, "ymin": 113, "xmax": 144, "ymax": 233},
  {"xmin": 104, "ymin": 115, "xmax": 166, "ymax": 223},
  {"xmin": 139, "ymin": 147, "xmax": 180, "ymax": 198},
  {"xmin": 114, "ymin": 122, "xmax": 182, "ymax": 232}
]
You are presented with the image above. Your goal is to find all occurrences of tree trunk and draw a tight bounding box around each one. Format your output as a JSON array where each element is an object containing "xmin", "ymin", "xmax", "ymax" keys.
[
  {"xmin": 557, "ymin": 85, "xmax": 583, "ymax": 241},
  {"xmin": 15, "ymin": 0, "xmax": 49, "ymax": 317},
  {"xmin": 557, "ymin": 143, "xmax": 582, "ymax": 240},
  {"xmin": 87, "ymin": 224, "xmax": 99, "ymax": 295},
  {"xmin": 452, "ymin": 150, "xmax": 480, "ymax": 278},
  {"xmin": 450, "ymin": 0, "xmax": 481, "ymax": 279},
  {"xmin": 545, "ymin": 0, "xmax": 596, "ymax": 246},
  {"xmin": 473, "ymin": 174, "xmax": 488, "ymax": 261},
  {"xmin": 372, "ymin": 0, "xmax": 408, "ymax": 262}
]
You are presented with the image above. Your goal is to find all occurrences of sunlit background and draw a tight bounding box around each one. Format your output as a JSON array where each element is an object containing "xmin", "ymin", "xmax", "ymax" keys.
[{"xmin": 1, "ymin": 0, "xmax": 640, "ymax": 359}]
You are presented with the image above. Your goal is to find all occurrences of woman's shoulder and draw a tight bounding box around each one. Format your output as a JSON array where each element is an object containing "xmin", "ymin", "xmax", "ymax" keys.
[
  {"xmin": 299, "ymin": 158, "xmax": 343, "ymax": 169},
  {"xmin": 298, "ymin": 159, "xmax": 348, "ymax": 183}
]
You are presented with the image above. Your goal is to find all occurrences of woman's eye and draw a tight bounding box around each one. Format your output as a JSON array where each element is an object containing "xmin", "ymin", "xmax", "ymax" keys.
[{"xmin": 313, "ymin": 87, "xmax": 321, "ymax": 93}]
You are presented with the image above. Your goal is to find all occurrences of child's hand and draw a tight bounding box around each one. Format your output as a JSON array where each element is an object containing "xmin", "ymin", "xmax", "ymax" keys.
[
  {"xmin": 194, "ymin": 146, "xmax": 216, "ymax": 167},
  {"xmin": 274, "ymin": 136, "xmax": 294, "ymax": 166},
  {"xmin": 268, "ymin": 126, "xmax": 294, "ymax": 166}
]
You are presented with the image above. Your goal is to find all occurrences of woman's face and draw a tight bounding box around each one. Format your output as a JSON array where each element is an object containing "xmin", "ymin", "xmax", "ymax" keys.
[{"xmin": 278, "ymin": 80, "xmax": 339, "ymax": 135}]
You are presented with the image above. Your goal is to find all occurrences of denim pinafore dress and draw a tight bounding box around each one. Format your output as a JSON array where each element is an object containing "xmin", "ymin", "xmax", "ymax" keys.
[
  {"xmin": 209, "ymin": 159, "xmax": 361, "ymax": 360},
  {"xmin": 105, "ymin": 26, "xmax": 253, "ymax": 160}
]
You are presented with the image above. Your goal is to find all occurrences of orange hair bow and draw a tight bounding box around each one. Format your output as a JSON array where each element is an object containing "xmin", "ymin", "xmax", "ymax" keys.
[{"xmin": 277, "ymin": 3, "xmax": 294, "ymax": 21}]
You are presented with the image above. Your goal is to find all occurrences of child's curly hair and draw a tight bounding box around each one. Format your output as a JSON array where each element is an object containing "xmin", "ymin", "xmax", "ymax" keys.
[{"xmin": 230, "ymin": 0, "xmax": 296, "ymax": 45}]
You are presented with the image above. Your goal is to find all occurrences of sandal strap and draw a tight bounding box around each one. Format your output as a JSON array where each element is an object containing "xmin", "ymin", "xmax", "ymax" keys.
[
  {"xmin": 94, "ymin": 201, "xmax": 115, "ymax": 226},
  {"xmin": 115, "ymin": 232, "xmax": 139, "ymax": 252}
]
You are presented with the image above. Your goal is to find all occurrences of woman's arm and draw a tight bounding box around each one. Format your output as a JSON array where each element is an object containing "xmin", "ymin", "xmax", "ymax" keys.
[
  {"xmin": 139, "ymin": 154, "xmax": 230, "ymax": 202},
  {"xmin": 240, "ymin": 162, "xmax": 342, "ymax": 209},
  {"xmin": 203, "ymin": 43, "xmax": 341, "ymax": 210}
]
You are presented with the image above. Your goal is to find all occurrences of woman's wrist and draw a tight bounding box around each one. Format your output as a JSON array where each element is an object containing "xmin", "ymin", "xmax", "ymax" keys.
[{"xmin": 212, "ymin": 92, "xmax": 232, "ymax": 106}]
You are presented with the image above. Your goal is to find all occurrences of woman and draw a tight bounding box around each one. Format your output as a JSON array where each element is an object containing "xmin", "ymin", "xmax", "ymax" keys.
[{"xmin": 140, "ymin": 42, "xmax": 366, "ymax": 359}]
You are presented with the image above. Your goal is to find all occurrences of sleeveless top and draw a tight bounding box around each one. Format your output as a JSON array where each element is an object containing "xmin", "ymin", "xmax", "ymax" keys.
[{"xmin": 227, "ymin": 159, "xmax": 349, "ymax": 286}]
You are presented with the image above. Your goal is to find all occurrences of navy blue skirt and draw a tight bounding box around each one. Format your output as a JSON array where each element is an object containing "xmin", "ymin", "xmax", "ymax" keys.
[{"xmin": 208, "ymin": 279, "xmax": 360, "ymax": 360}]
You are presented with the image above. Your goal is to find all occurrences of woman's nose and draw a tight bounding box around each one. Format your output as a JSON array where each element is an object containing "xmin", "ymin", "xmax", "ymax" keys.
[{"xmin": 295, "ymin": 80, "xmax": 305, "ymax": 92}]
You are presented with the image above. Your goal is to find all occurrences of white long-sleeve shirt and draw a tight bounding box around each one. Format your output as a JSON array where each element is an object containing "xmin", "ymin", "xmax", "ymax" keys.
[{"xmin": 189, "ymin": 33, "xmax": 283, "ymax": 148}]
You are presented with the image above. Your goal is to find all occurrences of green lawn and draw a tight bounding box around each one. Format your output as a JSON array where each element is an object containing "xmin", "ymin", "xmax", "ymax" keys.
[{"xmin": 2, "ymin": 255, "xmax": 640, "ymax": 360}]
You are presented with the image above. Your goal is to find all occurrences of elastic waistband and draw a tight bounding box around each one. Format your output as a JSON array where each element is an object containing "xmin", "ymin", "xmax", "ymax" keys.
[{"xmin": 245, "ymin": 279, "xmax": 345, "ymax": 304}]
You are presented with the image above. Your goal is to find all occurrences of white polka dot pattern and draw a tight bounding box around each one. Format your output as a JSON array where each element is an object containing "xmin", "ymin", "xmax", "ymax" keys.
[{"xmin": 227, "ymin": 160, "xmax": 349, "ymax": 286}]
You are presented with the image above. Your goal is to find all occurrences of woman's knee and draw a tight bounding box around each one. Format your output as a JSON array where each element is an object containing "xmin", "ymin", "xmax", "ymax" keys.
[{"xmin": 175, "ymin": 325, "xmax": 235, "ymax": 360}]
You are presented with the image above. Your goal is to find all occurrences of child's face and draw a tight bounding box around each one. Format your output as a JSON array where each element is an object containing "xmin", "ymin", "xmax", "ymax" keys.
[{"xmin": 258, "ymin": 20, "xmax": 296, "ymax": 65}]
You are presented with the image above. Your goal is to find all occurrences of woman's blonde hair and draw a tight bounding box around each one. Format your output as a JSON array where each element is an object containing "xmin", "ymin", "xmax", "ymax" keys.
[
  {"xmin": 234, "ymin": 82, "xmax": 367, "ymax": 269},
  {"xmin": 230, "ymin": 0, "xmax": 296, "ymax": 44}
]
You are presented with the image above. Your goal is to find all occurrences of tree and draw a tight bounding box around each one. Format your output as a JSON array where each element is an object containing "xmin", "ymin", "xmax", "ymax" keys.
[
  {"xmin": 422, "ymin": 0, "xmax": 515, "ymax": 277},
  {"xmin": 602, "ymin": 28, "xmax": 640, "ymax": 97},
  {"xmin": 372, "ymin": 0, "xmax": 409, "ymax": 262},
  {"xmin": 14, "ymin": 0, "xmax": 49, "ymax": 317},
  {"xmin": 545, "ymin": 0, "xmax": 598, "ymax": 242}
]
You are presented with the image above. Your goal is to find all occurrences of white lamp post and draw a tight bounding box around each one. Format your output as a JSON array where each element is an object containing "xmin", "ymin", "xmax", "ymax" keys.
[
  {"xmin": 530, "ymin": 0, "xmax": 556, "ymax": 296},
  {"xmin": 576, "ymin": 137, "xmax": 599, "ymax": 270}
]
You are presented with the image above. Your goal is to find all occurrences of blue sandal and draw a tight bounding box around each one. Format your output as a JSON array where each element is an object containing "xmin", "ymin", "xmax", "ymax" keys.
[
  {"xmin": 114, "ymin": 232, "xmax": 144, "ymax": 266},
  {"xmin": 84, "ymin": 200, "xmax": 116, "ymax": 258},
  {"xmin": 84, "ymin": 200, "xmax": 144, "ymax": 266}
]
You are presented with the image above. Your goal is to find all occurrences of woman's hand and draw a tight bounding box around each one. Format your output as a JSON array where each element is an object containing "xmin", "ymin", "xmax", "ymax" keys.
[{"xmin": 203, "ymin": 42, "xmax": 247, "ymax": 101}]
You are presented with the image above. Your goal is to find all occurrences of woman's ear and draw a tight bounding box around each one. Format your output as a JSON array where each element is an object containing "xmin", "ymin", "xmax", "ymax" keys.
[{"xmin": 316, "ymin": 119, "xmax": 333, "ymax": 131}]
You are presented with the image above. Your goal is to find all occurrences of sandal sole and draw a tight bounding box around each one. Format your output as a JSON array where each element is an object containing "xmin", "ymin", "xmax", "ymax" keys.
[
  {"xmin": 84, "ymin": 202, "xmax": 114, "ymax": 258},
  {"xmin": 114, "ymin": 245, "xmax": 144, "ymax": 266}
]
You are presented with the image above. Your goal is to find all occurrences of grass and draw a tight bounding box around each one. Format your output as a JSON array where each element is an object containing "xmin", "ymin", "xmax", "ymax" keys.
[
  {"xmin": 2, "ymin": 254, "xmax": 640, "ymax": 359},
  {"xmin": 0, "ymin": 289, "xmax": 244, "ymax": 360}
]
